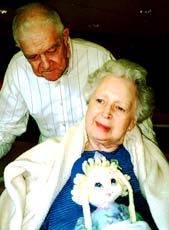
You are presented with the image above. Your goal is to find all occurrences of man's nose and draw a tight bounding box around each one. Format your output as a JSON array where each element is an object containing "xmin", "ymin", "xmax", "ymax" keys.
[{"xmin": 40, "ymin": 54, "xmax": 50, "ymax": 69}]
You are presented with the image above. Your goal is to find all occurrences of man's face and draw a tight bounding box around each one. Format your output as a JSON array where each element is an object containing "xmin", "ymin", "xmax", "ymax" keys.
[{"xmin": 18, "ymin": 25, "xmax": 70, "ymax": 81}]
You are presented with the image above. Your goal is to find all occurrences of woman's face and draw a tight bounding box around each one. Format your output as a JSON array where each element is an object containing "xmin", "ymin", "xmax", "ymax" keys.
[
  {"xmin": 85, "ymin": 76, "xmax": 137, "ymax": 150},
  {"xmin": 18, "ymin": 25, "xmax": 70, "ymax": 81}
]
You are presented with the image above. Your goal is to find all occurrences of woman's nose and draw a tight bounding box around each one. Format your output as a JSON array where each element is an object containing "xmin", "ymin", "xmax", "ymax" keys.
[{"xmin": 102, "ymin": 105, "xmax": 112, "ymax": 119}]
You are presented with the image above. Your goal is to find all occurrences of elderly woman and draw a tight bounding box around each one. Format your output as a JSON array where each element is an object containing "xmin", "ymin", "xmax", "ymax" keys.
[{"xmin": 0, "ymin": 60, "xmax": 168, "ymax": 230}]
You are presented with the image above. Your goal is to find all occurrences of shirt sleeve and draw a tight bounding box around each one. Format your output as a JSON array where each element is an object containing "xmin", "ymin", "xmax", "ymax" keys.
[{"xmin": 0, "ymin": 58, "xmax": 29, "ymax": 158}]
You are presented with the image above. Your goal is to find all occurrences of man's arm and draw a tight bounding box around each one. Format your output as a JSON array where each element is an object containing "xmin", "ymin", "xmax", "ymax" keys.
[{"xmin": 0, "ymin": 61, "xmax": 29, "ymax": 159}]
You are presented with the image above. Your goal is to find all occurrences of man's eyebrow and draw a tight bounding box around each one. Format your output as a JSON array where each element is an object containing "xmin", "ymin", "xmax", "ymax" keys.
[
  {"xmin": 23, "ymin": 45, "xmax": 53, "ymax": 58},
  {"xmin": 48, "ymin": 42, "xmax": 60, "ymax": 49},
  {"xmin": 23, "ymin": 53, "xmax": 37, "ymax": 59},
  {"xmin": 23, "ymin": 39, "xmax": 62, "ymax": 59}
]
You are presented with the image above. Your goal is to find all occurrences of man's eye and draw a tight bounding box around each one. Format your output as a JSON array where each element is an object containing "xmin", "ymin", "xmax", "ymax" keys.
[
  {"xmin": 47, "ymin": 44, "xmax": 60, "ymax": 53},
  {"xmin": 96, "ymin": 98, "xmax": 104, "ymax": 104},
  {"xmin": 25, "ymin": 54, "xmax": 38, "ymax": 60},
  {"xmin": 47, "ymin": 47, "xmax": 57, "ymax": 53}
]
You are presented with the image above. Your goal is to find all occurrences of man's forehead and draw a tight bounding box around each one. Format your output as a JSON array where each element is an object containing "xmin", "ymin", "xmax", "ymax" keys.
[{"xmin": 19, "ymin": 28, "xmax": 60, "ymax": 54}]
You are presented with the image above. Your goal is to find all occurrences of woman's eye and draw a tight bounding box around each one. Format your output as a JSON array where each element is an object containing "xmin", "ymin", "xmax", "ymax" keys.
[
  {"xmin": 96, "ymin": 98, "xmax": 104, "ymax": 104},
  {"xmin": 94, "ymin": 182, "xmax": 103, "ymax": 188},
  {"xmin": 111, "ymin": 178, "xmax": 117, "ymax": 185},
  {"xmin": 115, "ymin": 105, "xmax": 126, "ymax": 112}
]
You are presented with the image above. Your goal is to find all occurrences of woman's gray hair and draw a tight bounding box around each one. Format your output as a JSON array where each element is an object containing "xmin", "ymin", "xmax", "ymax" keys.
[
  {"xmin": 12, "ymin": 2, "xmax": 64, "ymax": 45},
  {"xmin": 84, "ymin": 59, "xmax": 154, "ymax": 123}
]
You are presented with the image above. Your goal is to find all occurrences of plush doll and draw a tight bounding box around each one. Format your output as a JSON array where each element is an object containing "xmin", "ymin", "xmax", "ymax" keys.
[{"xmin": 71, "ymin": 155, "xmax": 151, "ymax": 230}]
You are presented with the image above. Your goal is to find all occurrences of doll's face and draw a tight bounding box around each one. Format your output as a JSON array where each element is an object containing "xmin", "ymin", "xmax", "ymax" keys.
[{"xmin": 87, "ymin": 167, "xmax": 122, "ymax": 208}]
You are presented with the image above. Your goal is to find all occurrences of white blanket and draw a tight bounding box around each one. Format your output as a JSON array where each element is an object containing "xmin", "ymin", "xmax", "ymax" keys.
[{"xmin": 0, "ymin": 120, "xmax": 168, "ymax": 230}]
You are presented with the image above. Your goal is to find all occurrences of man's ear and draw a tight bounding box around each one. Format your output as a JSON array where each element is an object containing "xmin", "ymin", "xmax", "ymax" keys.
[
  {"xmin": 62, "ymin": 28, "xmax": 69, "ymax": 43},
  {"xmin": 15, "ymin": 43, "xmax": 20, "ymax": 48}
]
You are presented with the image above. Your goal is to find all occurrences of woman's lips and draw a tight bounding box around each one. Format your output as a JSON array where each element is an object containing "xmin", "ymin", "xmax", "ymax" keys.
[{"xmin": 95, "ymin": 121, "xmax": 111, "ymax": 132}]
